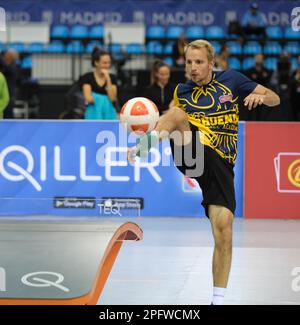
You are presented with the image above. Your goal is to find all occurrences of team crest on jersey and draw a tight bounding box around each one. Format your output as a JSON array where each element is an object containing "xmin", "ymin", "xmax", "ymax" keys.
[{"xmin": 219, "ymin": 94, "xmax": 233, "ymax": 103}]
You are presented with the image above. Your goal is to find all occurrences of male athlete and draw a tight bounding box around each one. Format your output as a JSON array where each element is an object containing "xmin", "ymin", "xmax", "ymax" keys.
[{"xmin": 128, "ymin": 40, "xmax": 280, "ymax": 304}]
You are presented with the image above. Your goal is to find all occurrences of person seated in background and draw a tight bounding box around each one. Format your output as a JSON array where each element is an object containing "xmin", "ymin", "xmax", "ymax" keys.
[
  {"xmin": 241, "ymin": 3, "xmax": 266, "ymax": 40},
  {"xmin": 0, "ymin": 49, "xmax": 19, "ymax": 118},
  {"xmin": 80, "ymin": 47, "xmax": 117, "ymax": 120},
  {"xmin": 215, "ymin": 45, "xmax": 230, "ymax": 71},
  {"xmin": 143, "ymin": 60, "xmax": 176, "ymax": 115},
  {"xmin": 246, "ymin": 54, "xmax": 271, "ymax": 87},
  {"xmin": 243, "ymin": 54, "xmax": 272, "ymax": 120},
  {"xmin": 0, "ymin": 71, "xmax": 9, "ymax": 118},
  {"xmin": 172, "ymin": 33, "xmax": 187, "ymax": 67}
]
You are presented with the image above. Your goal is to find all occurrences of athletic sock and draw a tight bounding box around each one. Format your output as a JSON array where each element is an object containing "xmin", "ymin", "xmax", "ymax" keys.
[
  {"xmin": 135, "ymin": 130, "xmax": 159, "ymax": 158},
  {"xmin": 212, "ymin": 287, "xmax": 226, "ymax": 305}
]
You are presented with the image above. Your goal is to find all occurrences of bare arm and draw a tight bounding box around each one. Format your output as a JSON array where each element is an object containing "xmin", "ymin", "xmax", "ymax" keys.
[
  {"xmin": 102, "ymin": 71, "xmax": 117, "ymax": 102},
  {"xmin": 82, "ymin": 84, "xmax": 94, "ymax": 104},
  {"xmin": 244, "ymin": 84, "xmax": 280, "ymax": 110}
]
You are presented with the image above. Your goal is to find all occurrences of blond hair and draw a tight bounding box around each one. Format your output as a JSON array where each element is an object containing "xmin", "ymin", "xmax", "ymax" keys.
[{"xmin": 184, "ymin": 39, "xmax": 215, "ymax": 62}]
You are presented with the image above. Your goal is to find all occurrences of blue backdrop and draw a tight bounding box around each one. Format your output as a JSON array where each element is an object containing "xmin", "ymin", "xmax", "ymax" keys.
[
  {"xmin": 0, "ymin": 121, "xmax": 244, "ymax": 217},
  {"xmin": 0, "ymin": 1, "xmax": 297, "ymax": 28}
]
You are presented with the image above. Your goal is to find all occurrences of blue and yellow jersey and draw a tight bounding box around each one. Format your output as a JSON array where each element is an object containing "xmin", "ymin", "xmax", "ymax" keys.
[{"xmin": 174, "ymin": 70, "xmax": 257, "ymax": 165}]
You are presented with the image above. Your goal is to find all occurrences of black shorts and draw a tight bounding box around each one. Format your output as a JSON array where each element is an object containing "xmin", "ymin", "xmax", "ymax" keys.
[{"xmin": 170, "ymin": 124, "xmax": 236, "ymax": 218}]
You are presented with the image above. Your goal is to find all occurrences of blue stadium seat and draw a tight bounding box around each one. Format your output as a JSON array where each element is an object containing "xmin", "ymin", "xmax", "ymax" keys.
[
  {"xmin": 21, "ymin": 56, "xmax": 32, "ymax": 69},
  {"xmin": 284, "ymin": 42, "xmax": 300, "ymax": 55},
  {"xmin": 146, "ymin": 26, "xmax": 165, "ymax": 39},
  {"xmin": 242, "ymin": 57, "xmax": 255, "ymax": 70},
  {"xmin": 226, "ymin": 41, "xmax": 242, "ymax": 55},
  {"xmin": 228, "ymin": 57, "xmax": 241, "ymax": 70},
  {"xmin": 85, "ymin": 42, "xmax": 103, "ymax": 53},
  {"xmin": 263, "ymin": 42, "xmax": 282, "ymax": 55},
  {"xmin": 284, "ymin": 27, "xmax": 300, "ymax": 39},
  {"xmin": 206, "ymin": 26, "xmax": 225, "ymax": 39},
  {"xmin": 266, "ymin": 26, "xmax": 283, "ymax": 39},
  {"xmin": 186, "ymin": 26, "xmax": 204, "ymax": 39},
  {"xmin": 211, "ymin": 41, "xmax": 221, "ymax": 54},
  {"xmin": 66, "ymin": 41, "xmax": 84, "ymax": 54},
  {"xmin": 27, "ymin": 42, "xmax": 45, "ymax": 53},
  {"xmin": 163, "ymin": 57, "xmax": 173, "ymax": 66},
  {"xmin": 164, "ymin": 42, "xmax": 174, "ymax": 55},
  {"xmin": 70, "ymin": 25, "xmax": 88, "ymax": 39},
  {"xmin": 89, "ymin": 25, "xmax": 104, "ymax": 39},
  {"xmin": 290, "ymin": 57, "xmax": 299, "ymax": 70},
  {"xmin": 264, "ymin": 57, "xmax": 278, "ymax": 71},
  {"xmin": 243, "ymin": 41, "xmax": 262, "ymax": 55},
  {"xmin": 51, "ymin": 25, "xmax": 69, "ymax": 39},
  {"xmin": 8, "ymin": 42, "xmax": 26, "ymax": 53},
  {"xmin": 109, "ymin": 43, "xmax": 122, "ymax": 54},
  {"xmin": 146, "ymin": 41, "xmax": 163, "ymax": 55},
  {"xmin": 166, "ymin": 26, "xmax": 185, "ymax": 39},
  {"xmin": 46, "ymin": 41, "xmax": 66, "ymax": 53},
  {"xmin": 125, "ymin": 43, "xmax": 144, "ymax": 54}
]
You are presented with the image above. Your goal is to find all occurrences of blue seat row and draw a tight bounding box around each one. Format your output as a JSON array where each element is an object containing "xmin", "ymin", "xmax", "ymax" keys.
[
  {"xmin": 50, "ymin": 24, "xmax": 300, "ymax": 41},
  {"xmin": 229, "ymin": 56, "xmax": 299, "ymax": 71},
  {"xmin": 228, "ymin": 41, "xmax": 300, "ymax": 55},
  {"xmin": 51, "ymin": 25, "xmax": 103, "ymax": 39},
  {"xmin": 2, "ymin": 40, "xmax": 299, "ymax": 57},
  {"xmin": 19, "ymin": 54, "xmax": 298, "ymax": 71},
  {"xmin": 146, "ymin": 25, "xmax": 300, "ymax": 40}
]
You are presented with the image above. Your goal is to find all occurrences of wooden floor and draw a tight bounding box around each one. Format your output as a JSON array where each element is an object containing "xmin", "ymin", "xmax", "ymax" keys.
[{"xmin": 100, "ymin": 217, "xmax": 300, "ymax": 305}]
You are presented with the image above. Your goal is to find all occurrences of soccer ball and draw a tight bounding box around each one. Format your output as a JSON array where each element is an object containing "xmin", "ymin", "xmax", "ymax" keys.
[{"xmin": 120, "ymin": 97, "xmax": 159, "ymax": 134}]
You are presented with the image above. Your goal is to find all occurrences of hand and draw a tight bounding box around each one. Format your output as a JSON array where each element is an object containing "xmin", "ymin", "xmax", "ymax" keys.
[
  {"xmin": 244, "ymin": 93, "xmax": 266, "ymax": 110},
  {"xmin": 101, "ymin": 69, "xmax": 110, "ymax": 81},
  {"xmin": 127, "ymin": 147, "xmax": 137, "ymax": 165}
]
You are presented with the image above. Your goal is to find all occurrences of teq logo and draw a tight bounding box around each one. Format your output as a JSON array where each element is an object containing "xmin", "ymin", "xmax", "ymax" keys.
[{"xmin": 0, "ymin": 268, "xmax": 70, "ymax": 293}]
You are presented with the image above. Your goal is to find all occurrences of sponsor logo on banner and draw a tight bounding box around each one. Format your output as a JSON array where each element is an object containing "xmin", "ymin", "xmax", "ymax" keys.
[
  {"xmin": 21, "ymin": 271, "xmax": 70, "ymax": 292},
  {"xmin": 53, "ymin": 197, "xmax": 96, "ymax": 209},
  {"xmin": 98, "ymin": 197, "xmax": 143, "ymax": 216},
  {"xmin": 274, "ymin": 152, "xmax": 300, "ymax": 193},
  {"xmin": 101, "ymin": 197, "xmax": 144, "ymax": 209}
]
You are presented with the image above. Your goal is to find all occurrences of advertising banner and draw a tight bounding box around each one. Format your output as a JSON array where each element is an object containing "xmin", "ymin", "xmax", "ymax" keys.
[
  {"xmin": 244, "ymin": 122, "xmax": 300, "ymax": 219},
  {"xmin": 0, "ymin": 120, "xmax": 244, "ymax": 217},
  {"xmin": 0, "ymin": 1, "xmax": 297, "ymax": 29}
]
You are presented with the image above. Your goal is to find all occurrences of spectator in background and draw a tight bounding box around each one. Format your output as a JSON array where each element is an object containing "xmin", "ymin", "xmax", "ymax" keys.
[
  {"xmin": 241, "ymin": 3, "xmax": 266, "ymax": 40},
  {"xmin": 215, "ymin": 45, "xmax": 230, "ymax": 71},
  {"xmin": 0, "ymin": 72, "xmax": 9, "ymax": 118},
  {"xmin": 0, "ymin": 49, "xmax": 19, "ymax": 118},
  {"xmin": 244, "ymin": 54, "xmax": 272, "ymax": 120},
  {"xmin": 271, "ymin": 52, "xmax": 293, "ymax": 120},
  {"xmin": 290, "ymin": 55, "xmax": 300, "ymax": 121},
  {"xmin": 172, "ymin": 32, "xmax": 187, "ymax": 67},
  {"xmin": 246, "ymin": 54, "xmax": 271, "ymax": 87},
  {"xmin": 80, "ymin": 47, "xmax": 117, "ymax": 120},
  {"xmin": 143, "ymin": 60, "xmax": 176, "ymax": 115}
]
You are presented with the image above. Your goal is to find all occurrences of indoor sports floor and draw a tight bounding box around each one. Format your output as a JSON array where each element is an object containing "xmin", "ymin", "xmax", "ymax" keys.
[{"xmin": 0, "ymin": 216, "xmax": 299, "ymax": 305}]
